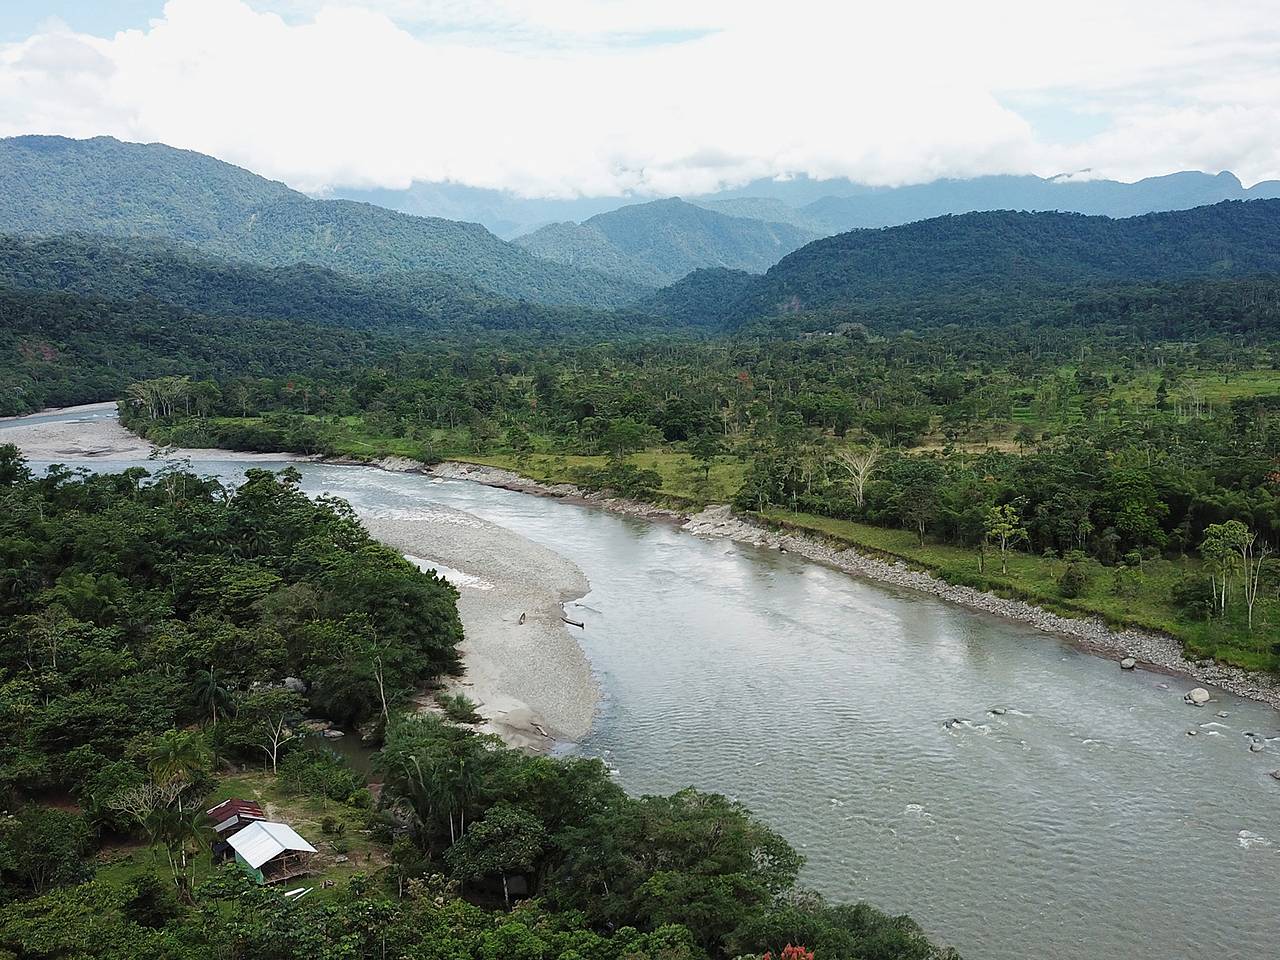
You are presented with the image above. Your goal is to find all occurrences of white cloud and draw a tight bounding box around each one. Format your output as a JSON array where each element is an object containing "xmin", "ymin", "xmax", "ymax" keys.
[{"xmin": 1, "ymin": 0, "xmax": 1278, "ymax": 197}]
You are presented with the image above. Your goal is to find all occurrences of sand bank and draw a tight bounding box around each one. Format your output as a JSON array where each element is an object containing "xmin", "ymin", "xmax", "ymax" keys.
[{"xmin": 4, "ymin": 405, "xmax": 596, "ymax": 749}]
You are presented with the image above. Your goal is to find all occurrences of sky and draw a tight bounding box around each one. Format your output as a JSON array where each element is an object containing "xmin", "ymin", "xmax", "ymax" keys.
[{"xmin": 1, "ymin": 0, "xmax": 1278, "ymax": 198}]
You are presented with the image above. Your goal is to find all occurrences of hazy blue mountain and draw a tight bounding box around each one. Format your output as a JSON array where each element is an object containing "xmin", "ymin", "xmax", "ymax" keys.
[
  {"xmin": 0, "ymin": 135, "xmax": 648, "ymax": 307},
  {"xmin": 336, "ymin": 169, "xmax": 1280, "ymax": 240},
  {"xmin": 514, "ymin": 198, "xmax": 818, "ymax": 286},
  {"xmin": 330, "ymin": 181, "xmax": 627, "ymax": 240},
  {"xmin": 797, "ymin": 171, "xmax": 1280, "ymax": 232}
]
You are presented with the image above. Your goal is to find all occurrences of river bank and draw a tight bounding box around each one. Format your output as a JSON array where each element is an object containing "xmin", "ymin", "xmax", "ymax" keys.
[
  {"xmin": 426, "ymin": 461, "xmax": 1280, "ymax": 711},
  {"xmin": 2, "ymin": 405, "xmax": 598, "ymax": 751},
  {"xmin": 10, "ymin": 407, "xmax": 1279, "ymax": 713},
  {"xmin": 360, "ymin": 507, "xmax": 595, "ymax": 751}
]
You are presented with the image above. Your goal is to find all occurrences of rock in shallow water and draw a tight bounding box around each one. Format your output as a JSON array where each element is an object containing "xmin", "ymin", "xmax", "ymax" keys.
[
  {"xmin": 1185, "ymin": 688, "xmax": 1211, "ymax": 706},
  {"xmin": 1120, "ymin": 657, "xmax": 1136, "ymax": 670}
]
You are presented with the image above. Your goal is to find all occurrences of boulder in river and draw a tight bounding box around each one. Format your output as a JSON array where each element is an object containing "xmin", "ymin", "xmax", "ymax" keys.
[
  {"xmin": 1184, "ymin": 688, "xmax": 1211, "ymax": 706},
  {"xmin": 1186, "ymin": 729, "xmax": 1198, "ymax": 736},
  {"xmin": 1120, "ymin": 658, "xmax": 1136, "ymax": 670},
  {"xmin": 989, "ymin": 707, "xmax": 1008, "ymax": 716},
  {"xmin": 1270, "ymin": 769, "xmax": 1280, "ymax": 781},
  {"xmin": 1250, "ymin": 741, "xmax": 1265, "ymax": 753},
  {"xmin": 322, "ymin": 728, "xmax": 346, "ymax": 739},
  {"xmin": 1217, "ymin": 711, "xmax": 1230, "ymax": 719}
]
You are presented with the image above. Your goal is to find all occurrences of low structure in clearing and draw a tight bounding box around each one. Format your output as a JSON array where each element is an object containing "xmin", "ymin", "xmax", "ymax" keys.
[
  {"xmin": 226, "ymin": 819, "xmax": 318, "ymax": 885},
  {"xmin": 207, "ymin": 798, "xmax": 266, "ymax": 839}
]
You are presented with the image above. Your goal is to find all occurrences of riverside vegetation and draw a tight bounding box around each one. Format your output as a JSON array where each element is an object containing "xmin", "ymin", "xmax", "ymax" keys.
[
  {"xmin": 0, "ymin": 446, "xmax": 955, "ymax": 960},
  {"xmin": 6, "ymin": 137, "xmax": 1280, "ymax": 959},
  {"xmin": 120, "ymin": 318, "xmax": 1280, "ymax": 672}
]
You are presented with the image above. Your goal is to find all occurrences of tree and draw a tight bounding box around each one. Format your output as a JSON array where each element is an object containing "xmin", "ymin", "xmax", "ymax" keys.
[
  {"xmin": 1200, "ymin": 521, "xmax": 1248, "ymax": 618},
  {"xmin": 239, "ymin": 689, "xmax": 306, "ymax": 775},
  {"xmin": 1233, "ymin": 526, "xmax": 1273, "ymax": 631},
  {"xmin": 147, "ymin": 729, "xmax": 212, "ymax": 820},
  {"xmin": 831, "ymin": 444, "xmax": 881, "ymax": 510},
  {"xmin": 0, "ymin": 806, "xmax": 92, "ymax": 894},
  {"xmin": 689, "ymin": 433, "xmax": 723, "ymax": 482},
  {"xmin": 444, "ymin": 804, "xmax": 548, "ymax": 908},
  {"xmin": 192, "ymin": 666, "xmax": 232, "ymax": 726},
  {"xmin": 984, "ymin": 504, "xmax": 1028, "ymax": 575}
]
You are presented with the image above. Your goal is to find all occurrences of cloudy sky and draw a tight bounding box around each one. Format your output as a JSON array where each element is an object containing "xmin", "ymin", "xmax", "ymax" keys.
[{"xmin": 1, "ymin": 0, "xmax": 1278, "ymax": 198}]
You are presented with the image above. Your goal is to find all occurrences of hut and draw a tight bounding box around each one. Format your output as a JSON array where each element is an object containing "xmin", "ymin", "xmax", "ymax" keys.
[
  {"xmin": 207, "ymin": 798, "xmax": 266, "ymax": 839},
  {"xmin": 227, "ymin": 820, "xmax": 318, "ymax": 884}
]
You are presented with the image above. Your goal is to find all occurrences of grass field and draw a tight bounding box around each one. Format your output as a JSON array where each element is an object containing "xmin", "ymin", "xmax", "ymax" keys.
[
  {"xmin": 95, "ymin": 771, "xmax": 385, "ymax": 899},
  {"xmin": 759, "ymin": 509, "xmax": 1278, "ymax": 671}
]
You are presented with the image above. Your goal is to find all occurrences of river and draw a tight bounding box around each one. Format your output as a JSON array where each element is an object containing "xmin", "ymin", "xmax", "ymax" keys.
[{"xmin": 5, "ymin": 407, "xmax": 1279, "ymax": 960}]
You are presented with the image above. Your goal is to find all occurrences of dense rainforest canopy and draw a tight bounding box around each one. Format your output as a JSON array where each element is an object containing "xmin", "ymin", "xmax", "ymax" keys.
[
  {"xmin": 5, "ymin": 136, "xmax": 1280, "ymax": 959},
  {"xmin": 0, "ymin": 449, "xmax": 954, "ymax": 960}
]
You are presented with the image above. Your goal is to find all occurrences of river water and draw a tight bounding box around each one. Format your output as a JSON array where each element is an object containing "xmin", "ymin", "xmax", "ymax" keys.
[{"xmin": 6, "ymin": 410, "xmax": 1280, "ymax": 960}]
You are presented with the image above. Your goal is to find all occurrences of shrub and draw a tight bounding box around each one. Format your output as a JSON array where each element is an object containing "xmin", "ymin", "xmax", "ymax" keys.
[
  {"xmin": 440, "ymin": 693, "xmax": 482, "ymax": 725},
  {"xmin": 1058, "ymin": 562, "xmax": 1091, "ymax": 599},
  {"xmin": 1172, "ymin": 574, "xmax": 1214, "ymax": 618},
  {"xmin": 278, "ymin": 748, "xmax": 364, "ymax": 803},
  {"xmin": 571, "ymin": 463, "xmax": 664, "ymax": 499}
]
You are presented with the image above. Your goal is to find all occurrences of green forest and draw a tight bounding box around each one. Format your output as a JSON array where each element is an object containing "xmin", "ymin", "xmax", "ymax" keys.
[
  {"xmin": 0, "ymin": 449, "xmax": 951, "ymax": 960},
  {"xmin": 5, "ymin": 137, "xmax": 1280, "ymax": 959}
]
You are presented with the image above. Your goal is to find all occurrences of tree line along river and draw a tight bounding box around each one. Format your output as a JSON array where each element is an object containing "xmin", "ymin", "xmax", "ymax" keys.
[{"xmin": 5, "ymin": 406, "xmax": 1279, "ymax": 960}]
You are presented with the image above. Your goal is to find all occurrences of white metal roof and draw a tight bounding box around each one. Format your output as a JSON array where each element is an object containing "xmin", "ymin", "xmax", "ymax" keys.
[{"xmin": 227, "ymin": 820, "xmax": 317, "ymax": 869}]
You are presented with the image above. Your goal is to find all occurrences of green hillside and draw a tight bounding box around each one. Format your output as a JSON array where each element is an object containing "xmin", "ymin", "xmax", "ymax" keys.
[
  {"xmin": 0, "ymin": 136, "xmax": 648, "ymax": 307},
  {"xmin": 516, "ymin": 198, "xmax": 817, "ymax": 285},
  {"xmin": 0, "ymin": 233, "xmax": 656, "ymax": 334}
]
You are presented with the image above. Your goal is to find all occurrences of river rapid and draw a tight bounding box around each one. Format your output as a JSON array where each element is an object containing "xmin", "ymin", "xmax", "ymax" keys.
[{"xmin": 5, "ymin": 407, "xmax": 1279, "ymax": 960}]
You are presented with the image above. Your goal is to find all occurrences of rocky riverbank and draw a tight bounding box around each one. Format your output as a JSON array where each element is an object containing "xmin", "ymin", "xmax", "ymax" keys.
[{"xmin": 426, "ymin": 461, "xmax": 1280, "ymax": 712}]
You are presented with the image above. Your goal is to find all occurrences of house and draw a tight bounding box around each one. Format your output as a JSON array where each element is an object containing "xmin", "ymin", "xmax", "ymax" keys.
[
  {"xmin": 227, "ymin": 820, "xmax": 318, "ymax": 885},
  {"xmin": 206, "ymin": 798, "xmax": 266, "ymax": 839}
]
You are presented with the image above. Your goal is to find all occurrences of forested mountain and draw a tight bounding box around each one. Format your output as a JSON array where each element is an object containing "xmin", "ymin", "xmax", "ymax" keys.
[
  {"xmin": 650, "ymin": 200, "xmax": 1280, "ymax": 326},
  {"xmin": 0, "ymin": 136, "xmax": 648, "ymax": 307},
  {"xmin": 0, "ymin": 233, "xmax": 658, "ymax": 335},
  {"xmin": 514, "ymin": 198, "xmax": 818, "ymax": 286},
  {"xmin": 333, "ymin": 168, "xmax": 1280, "ymax": 238},
  {"xmin": 0, "ymin": 286, "xmax": 394, "ymax": 415}
]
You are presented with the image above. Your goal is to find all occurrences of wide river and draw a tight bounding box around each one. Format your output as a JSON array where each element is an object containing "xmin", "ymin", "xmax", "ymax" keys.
[{"xmin": 6, "ymin": 407, "xmax": 1279, "ymax": 960}]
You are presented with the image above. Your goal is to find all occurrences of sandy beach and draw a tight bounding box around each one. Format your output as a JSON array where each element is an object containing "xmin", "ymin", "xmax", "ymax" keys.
[
  {"xmin": 0, "ymin": 401, "xmax": 303, "ymax": 463},
  {"xmin": 359, "ymin": 508, "xmax": 594, "ymax": 749},
  {"xmin": 4, "ymin": 403, "xmax": 598, "ymax": 750}
]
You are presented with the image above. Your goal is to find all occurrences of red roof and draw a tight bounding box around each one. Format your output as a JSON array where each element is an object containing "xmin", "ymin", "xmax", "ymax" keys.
[{"xmin": 207, "ymin": 798, "xmax": 266, "ymax": 834}]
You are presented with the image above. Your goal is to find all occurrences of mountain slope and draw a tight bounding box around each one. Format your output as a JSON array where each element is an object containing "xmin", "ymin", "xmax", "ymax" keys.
[
  {"xmin": 756, "ymin": 200, "xmax": 1280, "ymax": 309},
  {"xmin": 0, "ymin": 233, "xmax": 659, "ymax": 335},
  {"xmin": 644, "ymin": 200, "xmax": 1280, "ymax": 327},
  {"xmin": 0, "ymin": 136, "xmax": 648, "ymax": 307},
  {"xmin": 515, "ymin": 198, "xmax": 818, "ymax": 285}
]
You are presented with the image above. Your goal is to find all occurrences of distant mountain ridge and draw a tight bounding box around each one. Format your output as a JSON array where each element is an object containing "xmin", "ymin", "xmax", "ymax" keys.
[
  {"xmin": 0, "ymin": 135, "xmax": 649, "ymax": 308},
  {"xmin": 332, "ymin": 169, "xmax": 1280, "ymax": 239},
  {"xmin": 513, "ymin": 198, "xmax": 818, "ymax": 286}
]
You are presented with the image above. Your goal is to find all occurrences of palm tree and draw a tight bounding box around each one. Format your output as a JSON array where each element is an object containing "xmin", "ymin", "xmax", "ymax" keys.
[
  {"xmin": 148, "ymin": 730, "xmax": 212, "ymax": 802},
  {"xmin": 192, "ymin": 667, "xmax": 231, "ymax": 726}
]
